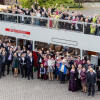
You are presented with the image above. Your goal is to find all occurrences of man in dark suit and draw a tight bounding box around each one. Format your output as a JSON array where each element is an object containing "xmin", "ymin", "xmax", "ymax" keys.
[
  {"xmin": 20, "ymin": 53, "xmax": 27, "ymax": 78},
  {"xmin": 85, "ymin": 60, "xmax": 95, "ymax": 71},
  {"xmin": 1, "ymin": 51, "xmax": 7, "ymax": 76},
  {"xmin": 5, "ymin": 42, "xmax": 11, "ymax": 54},
  {"xmin": 27, "ymin": 52, "xmax": 34, "ymax": 80},
  {"xmin": 87, "ymin": 68, "xmax": 96, "ymax": 96},
  {"xmin": 37, "ymin": 50, "xmax": 43, "ymax": 79},
  {"xmin": 6, "ymin": 49, "xmax": 13, "ymax": 75}
]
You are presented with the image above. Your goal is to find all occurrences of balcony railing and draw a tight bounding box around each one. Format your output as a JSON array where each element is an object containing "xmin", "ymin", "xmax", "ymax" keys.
[{"xmin": 0, "ymin": 12, "xmax": 100, "ymax": 36}]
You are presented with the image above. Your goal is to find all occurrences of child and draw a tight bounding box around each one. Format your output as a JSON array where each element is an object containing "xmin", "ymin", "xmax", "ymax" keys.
[{"xmin": 40, "ymin": 64, "xmax": 46, "ymax": 80}]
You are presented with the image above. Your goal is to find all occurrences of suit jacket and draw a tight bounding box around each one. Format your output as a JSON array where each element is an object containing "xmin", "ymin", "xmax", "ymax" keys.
[
  {"xmin": 2, "ymin": 54, "xmax": 7, "ymax": 64},
  {"xmin": 20, "ymin": 57, "xmax": 27, "ymax": 66},
  {"xmin": 0, "ymin": 54, "xmax": 3, "ymax": 66},
  {"xmin": 97, "ymin": 70, "xmax": 100, "ymax": 80},
  {"xmin": 59, "ymin": 63, "xmax": 67, "ymax": 74},
  {"xmin": 0, "ymin": 43, "xmax": 4, "ymax": 48},
  {"xmin": 84, "ymin": 24, "xmax": 90, "ymax": 34},
  {"xmin": 7, "ymin": 52, "xmax": 13, "ymax": 62},
  {"xmin": 85, "ymin": 64, "xmax": 94, "ymax": 71},
  {"xmin": 27, "ymin": 56, "xmax": 34, "ymax": 69},
  {"xmin": 5, "ymin": 46, "xmax": 10, "ymax": 53},
  {"xmin": 87, "ymin": 72, "xmax": 96, "ymax": 85},
  {"xmin": 37, "ymin": 53, "xmax": 43, "ymax": 64}
]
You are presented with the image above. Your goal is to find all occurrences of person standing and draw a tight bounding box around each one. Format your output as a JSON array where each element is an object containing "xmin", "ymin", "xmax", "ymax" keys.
[
  {"xmin": 37, "ymin": 50, "xmax": 43, "ymax": 79},
  {"xmin": 85, "ymin": 60, "xmax": 94, "ymax": 71},
  {"xmin": 77, "ymin": 64, "xmax": 82, "ymax": 90},
  {"xmin": 47, "ymin": 55, "xmax": 55, "ymax": 81},
  {"xmin": 20, "ymin": 53, "xmax": 27, "ymax": 78},
  {"xmin": 87, "ymin": 68, "xmax": 96, "ymax": 96},
  {"xmin": 0, "ymin": 53, "xmax": 3, "ymax": 78},
  {"xmin": 55, "ymin": 56, "xmax": 62, "ymax": 81},
  {"xmin": 59, "ymin": 59, "xmax": 67, "ymax": 83},
  {"xmin": 69, "ymin": 65, "xmax": 78, "ymax": 92},
  {"xmin": 6, "ymin": 48, "xmax": 13, "ymax": 75},
  {"xmin": 97, "ymin": 66, "xmax": 100, "ymax": 91},
  {"xmin": 43, "ymin": 54, "xmax": 48, "ymax": 80},
  {"xmin": 40, "ymin": 64, "xmax": 46, "ymax": 80},
  {"xmin": 1, "ymin": 51, "xmax": 7, "ymax": 76},
  {"xmin": 75, "ymin": 56, "xmax": 83, "ymax": 66},
  {"xmin": 12, "ymin": 53, "xmax": 19, "ymax": 77},
  {"xmin": 80, "ymin": 67, "xmax": 87, "ymax": 93},
  {"xmin": 27, "ymin": 52, "xmax": 34, "ymax": 80}
]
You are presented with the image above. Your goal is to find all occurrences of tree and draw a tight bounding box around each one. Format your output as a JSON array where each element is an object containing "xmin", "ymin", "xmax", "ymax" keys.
[
  {"xmin": 19, "ymin": 0, "xmax": 34, "ymax": 8},
  {"xmin": 19, "ymin": 0, "xmax": 79, "ymax": 8}
]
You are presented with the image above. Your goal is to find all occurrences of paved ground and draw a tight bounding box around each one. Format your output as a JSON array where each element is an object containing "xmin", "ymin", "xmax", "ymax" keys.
[
  {"xmin": 0, "ymin": 74, "xmax": 100, "ymax": 100},
  {"xmin": 70, "ymin": 3, "xmax": 100, "ymax": 16}
]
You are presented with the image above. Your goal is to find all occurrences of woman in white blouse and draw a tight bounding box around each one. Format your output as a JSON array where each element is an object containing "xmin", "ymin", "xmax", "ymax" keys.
[{"xmin": 47, "ymin": 55, "xmax": 55, "ymax": 80}]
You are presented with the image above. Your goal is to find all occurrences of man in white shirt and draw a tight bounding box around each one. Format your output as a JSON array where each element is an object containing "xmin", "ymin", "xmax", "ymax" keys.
[{"xmin": 59, "ymin": 59, "xmax": 67, "ymax": 83}]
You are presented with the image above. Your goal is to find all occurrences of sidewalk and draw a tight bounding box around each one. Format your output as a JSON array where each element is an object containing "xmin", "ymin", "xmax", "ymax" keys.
[{"xmin": 70, "ymin": 2, "xmax": 100, "ymax": 16}]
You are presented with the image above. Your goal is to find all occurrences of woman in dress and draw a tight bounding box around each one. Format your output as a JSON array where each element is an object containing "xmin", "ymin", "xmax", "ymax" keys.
[
  {"xmin": 80, "ymin": 67, "xmax": 87, "ymax": 93},
  {"xmin": 47, "ymin": 55, "xmax": 55, "ymax": 81},
  {"xmin": 43, "ymin": 54, "xmax": 48, "ymax": 80},
  {"xmin": 69, "ymin": 65, "xmax": 78, "ymax": 92},
  {"xmin": 12, "ymin": 53, "xmax": 19, "ymax": 77}
]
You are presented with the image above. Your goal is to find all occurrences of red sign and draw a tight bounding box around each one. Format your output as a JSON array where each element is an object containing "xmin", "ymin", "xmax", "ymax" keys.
[{"xmin": 5, "ymin": 28, "xmax": 30, "ymax": 35}]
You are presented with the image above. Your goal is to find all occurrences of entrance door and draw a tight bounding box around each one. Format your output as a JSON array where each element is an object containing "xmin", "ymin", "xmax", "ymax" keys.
[
  {"xmin": 0, "ymin": 0, "xmax": 4, "ymax": 4},
  {"xmin": 17, "ymin": 38, "xmax": 33, "ymax": 51}
]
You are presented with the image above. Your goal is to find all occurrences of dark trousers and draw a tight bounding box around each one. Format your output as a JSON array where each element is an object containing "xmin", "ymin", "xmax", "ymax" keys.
[
  {"xmin": 37, "ymin": 63, "xmax": 41, "ymax": 78},
  {"xmin": 7, "ymin": 60, "xmax": 12, "ymax": 74},
  {"xmin": 88, "ymin": 83, "xmax": 95, "ymax": 95},
  {"xmin": 2, "ymin": 63, "xmax": 5, "ymax": 76},
  {"xmin": 0, "ymin": 66, "xmax": 2, "ymax": 78},
  {"xmin": 41, "ymin": 74, "xmax": 45, "ymax": 80},
  {"xmin": 60, "ymin": 72, "xmax": 66, "ymax": 83},
  {"xmin": 27, "ymin": 67, "xmax": 33, "ymax": 80},
  {"xmin": 12, "ymin": 67, "xmax": 14, "ymax": 75},
  {"xmin": 77, "ymin": 79, "xmax": 82, "ymax": 90},
  {"xmin": 21, "ymin": 65, "xmax": 27, "ymax": 78},
  {"xmin": 97, "ymin": 81, "xmax": 100, "ymax": 91}
]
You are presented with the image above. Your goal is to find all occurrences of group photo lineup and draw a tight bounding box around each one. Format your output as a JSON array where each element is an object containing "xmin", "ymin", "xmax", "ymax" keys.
[{"xmin": 0, "ymin": 0, "xmax": 100, "ymax": 100}]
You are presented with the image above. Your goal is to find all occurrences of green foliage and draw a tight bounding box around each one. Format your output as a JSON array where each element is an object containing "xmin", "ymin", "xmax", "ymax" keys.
[
  {"xmin": 38, "ymin": 0, "xmax": 75, "ymax": 8},
  {"xmin": 19, "ymin": 0, "xmax": 34, "ymax": 8},
  {"xmin": 19, "ymin": 0, "xmax": 82, "ymax": 9}
]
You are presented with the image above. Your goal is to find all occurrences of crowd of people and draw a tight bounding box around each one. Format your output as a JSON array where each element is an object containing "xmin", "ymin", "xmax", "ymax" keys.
[
  {"xmin": 0, "ymin": 39, "xmax": 33, "ymax": 79},
  {"xmin": 0, "ymin": 4, "xmax": 100, "ymax": 35},
  {"xmin": 0, "ymin": 38, "xmax": 100, "ymax": 97}
]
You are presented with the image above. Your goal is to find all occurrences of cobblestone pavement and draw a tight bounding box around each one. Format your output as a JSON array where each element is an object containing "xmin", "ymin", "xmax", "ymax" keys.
[
  {"xmin": 0, "ymin": 74, "xmax": 100, "ymax": 100},
  {"xmin": 71, "ymin": 8, "xmax": 100, "ymax": 16},
  {"xmin": 70, "ymin": 3, "xmax": 100, "ymax": 16}
]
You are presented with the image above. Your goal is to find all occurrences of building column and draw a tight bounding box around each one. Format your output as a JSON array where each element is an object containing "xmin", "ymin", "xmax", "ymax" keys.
[
  {"xmin": 16, "ymin": 38, "xmax": 18, "ymax": 47},
  {"xmin": 32, "ymin": 41, "xmax": 35, "ymax": 51},
  {"xmin": 80, "ymin": 49, "xmax": 83, "ymax": 60}
]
